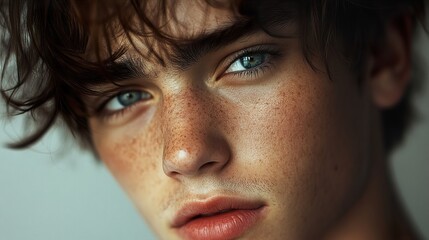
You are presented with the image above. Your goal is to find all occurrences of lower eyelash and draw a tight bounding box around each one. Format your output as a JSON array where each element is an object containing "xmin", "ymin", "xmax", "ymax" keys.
[
  {"xmin": 98, "ymin": 100, "xmax": 142, "ymax": 123},
  {"xmin": 228, "ymin": 52, "xmax": 278, "ymax": 79},
  {"xmin": 232, "ymin": 63, "xmax": 273, "ymax": 78},
  {"xmin": 219, "ymin": 44, "xmax": 282, "ymax": 81},
  {"xmin": 99, "ymin": 104, "xmax": 133, "ymax": 122}
]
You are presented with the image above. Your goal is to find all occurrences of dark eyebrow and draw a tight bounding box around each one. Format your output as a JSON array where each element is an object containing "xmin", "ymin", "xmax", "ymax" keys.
[
  {"xmin": 170, "ymin": 20, "xmax": 262, "ymax": 70},
  {"xmin": 98, "ymin": 19, "xmax": 293, "ymax": 80},
  {"xmin": 107, "ymin": 58, "xmax": 147, "ymax": 79},
  {"xmin": 100, "ymin": 20, "xmax": 262, "ymax": 79},
  {"xmin": 87, "ymin": 57, "xmax": 149, "ymax": 84}
]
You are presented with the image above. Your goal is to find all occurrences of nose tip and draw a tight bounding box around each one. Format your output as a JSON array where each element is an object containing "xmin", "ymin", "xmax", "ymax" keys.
[
  {"xmin": 160, "ymin": 86, "xmax": 231, "ymax": 179},
  {"xmin": 162, "ymin": 135, "xmax": 231, "ymax": 178}
]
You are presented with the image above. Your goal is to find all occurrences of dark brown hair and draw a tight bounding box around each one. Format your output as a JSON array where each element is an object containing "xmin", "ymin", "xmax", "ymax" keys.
[{"xmin": 0, "ymin": 0, "xmax": 426, "ymax": 153}]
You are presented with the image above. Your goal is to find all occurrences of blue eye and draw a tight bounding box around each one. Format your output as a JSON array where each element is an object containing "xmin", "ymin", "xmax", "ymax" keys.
[
  {"xmin": 104, "ymin": 91, "xmax": 151, "ymax": 111},
  {"xmin": 225, "ymin": 53, "xmax": 267, "ymax": 73}
]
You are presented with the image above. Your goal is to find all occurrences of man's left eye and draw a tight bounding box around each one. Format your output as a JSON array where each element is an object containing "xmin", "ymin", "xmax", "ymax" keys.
[{"xmin": 225, "ymin": 53, "xmax": 267, "ymax": 73}]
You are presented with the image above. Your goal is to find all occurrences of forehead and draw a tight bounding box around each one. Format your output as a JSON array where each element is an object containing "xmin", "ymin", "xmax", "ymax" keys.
[
  {"xmin": 81, "ymin": 0, "xmax": 302, "ymax": 78},
  {"xmin": 169, "ymin": 0, "xmax": 239, "ymax": 37},
  {"xmin": 84, "ymin": 0, "xmax": 242, "ymax": 63}
]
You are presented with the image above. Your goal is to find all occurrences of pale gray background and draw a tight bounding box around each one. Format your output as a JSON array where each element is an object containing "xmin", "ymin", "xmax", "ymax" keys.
[{"xmin": 1, "ymin": 27, "xmax": 428, "ymax": 240}]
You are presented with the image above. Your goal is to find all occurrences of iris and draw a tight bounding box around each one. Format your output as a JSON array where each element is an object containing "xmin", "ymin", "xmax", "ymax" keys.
[{"xmin": 239, "ymin": 54, "xmax": 266, "ymax": 69}]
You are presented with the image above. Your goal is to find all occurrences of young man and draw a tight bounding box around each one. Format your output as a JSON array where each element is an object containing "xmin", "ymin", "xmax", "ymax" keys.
[{"xmin": 0, "ymin": 0, "xmax": 426, "ymax": 239}]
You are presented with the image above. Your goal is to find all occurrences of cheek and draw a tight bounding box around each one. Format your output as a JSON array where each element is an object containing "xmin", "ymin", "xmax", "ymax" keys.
[
  {"xmin": 226, "ymin": 69, "xmax": 368, "ymax": 235},
  {"xmin": 89, "ymin": 118, "xmax": 164, "ymax": 208}
]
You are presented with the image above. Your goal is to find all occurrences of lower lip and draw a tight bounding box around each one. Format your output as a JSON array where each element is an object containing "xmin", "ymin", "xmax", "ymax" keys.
[{"xmin": 177, "ymin": 207, "xmax": 264, "ymax": 240}]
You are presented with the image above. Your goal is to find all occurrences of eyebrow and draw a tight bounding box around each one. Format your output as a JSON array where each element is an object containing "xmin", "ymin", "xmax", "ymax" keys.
[
  {"xmin": 106, "ymin": 57, "xmax": 147, "ymax": 80},
  {"xmin": 103, "ymin": 18, "xmax": 292, "ymax": 80},
  {"xmin": 170, "ymin": 19, "xmax": 261, "ymax": 70},
  {"xmin": 96, "ymin": 20, "xmax": 259, "ymax": 81}
]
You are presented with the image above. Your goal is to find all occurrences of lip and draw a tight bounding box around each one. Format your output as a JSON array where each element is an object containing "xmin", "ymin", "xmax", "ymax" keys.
[{"xmin": 172, "ymin": 197, "xmax": 266, "ymax": 240}]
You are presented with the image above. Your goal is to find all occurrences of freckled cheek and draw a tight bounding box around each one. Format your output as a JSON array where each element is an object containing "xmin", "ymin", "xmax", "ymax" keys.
[
  {"xmin": 254, "ymin": 79, "xmax": 366, "ymax": 219},
  {"xmin": 90, "ymin": 120, "xmax": 164, "ymax": 198},
  {"xmin": 228, "ymin": 77, "xmax": 358, "ymax": 195},
  {"xmin": 230, "ymin": 85, "xmax": 321, "ymax": 162}
]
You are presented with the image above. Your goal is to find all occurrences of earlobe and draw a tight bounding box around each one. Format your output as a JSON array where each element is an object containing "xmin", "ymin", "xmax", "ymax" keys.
[{"xmin": 369, "ymin": 15, "xmax": 413, "ymax": 109}]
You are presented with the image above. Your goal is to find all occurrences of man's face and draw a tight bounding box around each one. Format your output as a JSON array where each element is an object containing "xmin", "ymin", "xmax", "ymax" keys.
[{"xmin": 88, "ymin": 1, "xmax": 374, "ymax": 239}]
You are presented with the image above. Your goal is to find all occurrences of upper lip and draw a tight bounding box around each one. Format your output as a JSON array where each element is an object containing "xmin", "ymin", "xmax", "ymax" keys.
[{"xmin": 171, "ymin": 196, "xmax": 265, "ymax": 228}]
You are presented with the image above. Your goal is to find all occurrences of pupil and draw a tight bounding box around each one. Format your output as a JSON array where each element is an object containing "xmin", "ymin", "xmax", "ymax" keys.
[
  {"xmin": 240, "ymin": 54, "xmax": 264, "ymax": 69},
  {"xmin": 118, "ymin": 92, "xmax": 141, "ymax": 106}
]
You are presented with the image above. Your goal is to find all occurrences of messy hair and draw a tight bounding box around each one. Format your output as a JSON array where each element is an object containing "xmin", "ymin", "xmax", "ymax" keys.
[{"xmin": 0, "ymin": 0, "xmax": 426, "ymax": 153}]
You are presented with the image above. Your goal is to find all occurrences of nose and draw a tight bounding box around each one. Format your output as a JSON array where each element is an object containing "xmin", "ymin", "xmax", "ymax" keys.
[{"xmin": 161, "ymin": 88, "xmax": 231, "ymax": 179}]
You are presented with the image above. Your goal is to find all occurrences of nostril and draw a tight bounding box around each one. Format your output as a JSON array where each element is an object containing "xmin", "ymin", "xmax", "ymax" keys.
[{"xmin": 199, "ymin": 161, "xmax": 217, "ymax": 172}]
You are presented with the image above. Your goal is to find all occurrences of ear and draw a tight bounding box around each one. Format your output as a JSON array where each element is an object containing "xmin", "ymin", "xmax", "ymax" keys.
[{"xmin": 368, "ymin": 15, "xmax": 413, "ymax": 109}]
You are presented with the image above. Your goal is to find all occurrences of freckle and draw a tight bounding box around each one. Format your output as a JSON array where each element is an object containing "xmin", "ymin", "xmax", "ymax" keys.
[{"xmin": 334, "ymin": 164, "xmax": 338, "ymax": 171}]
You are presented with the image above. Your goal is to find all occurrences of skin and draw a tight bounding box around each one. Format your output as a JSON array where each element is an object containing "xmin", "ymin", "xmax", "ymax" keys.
[{"xmin": 88, "ymin": 1, "xmax": 413, "ymax": 239}]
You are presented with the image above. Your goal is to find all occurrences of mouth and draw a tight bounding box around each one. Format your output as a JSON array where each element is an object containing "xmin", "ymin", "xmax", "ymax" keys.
[{"xmin": 171, "ymin": 197, "xmax": 266, "ymax": 240}]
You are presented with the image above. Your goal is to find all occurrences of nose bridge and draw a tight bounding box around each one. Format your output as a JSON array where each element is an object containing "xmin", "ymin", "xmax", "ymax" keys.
[
  {"xmin": 162, "ymin": 86, "xmax": 209, "ymax": 141},
  {"xmin": 161, "ymin": 87, "xmax": 230, "ymax": 178}
]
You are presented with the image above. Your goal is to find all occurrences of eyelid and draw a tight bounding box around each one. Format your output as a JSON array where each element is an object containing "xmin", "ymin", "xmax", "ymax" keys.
[
  {"xmin": 216, "ymin": 44, "xmax": 281, "ymax": 80},
  {"xmin": 102, "ymin": 90, "xmax": 152, "ymax": 112},
  {"xmin": 87, "ymin": 85, "xmax": 152, "ymax": 114},
  {"xmin": 90, "ymin": 91, "xmax": 153, "ymax": 125}
]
